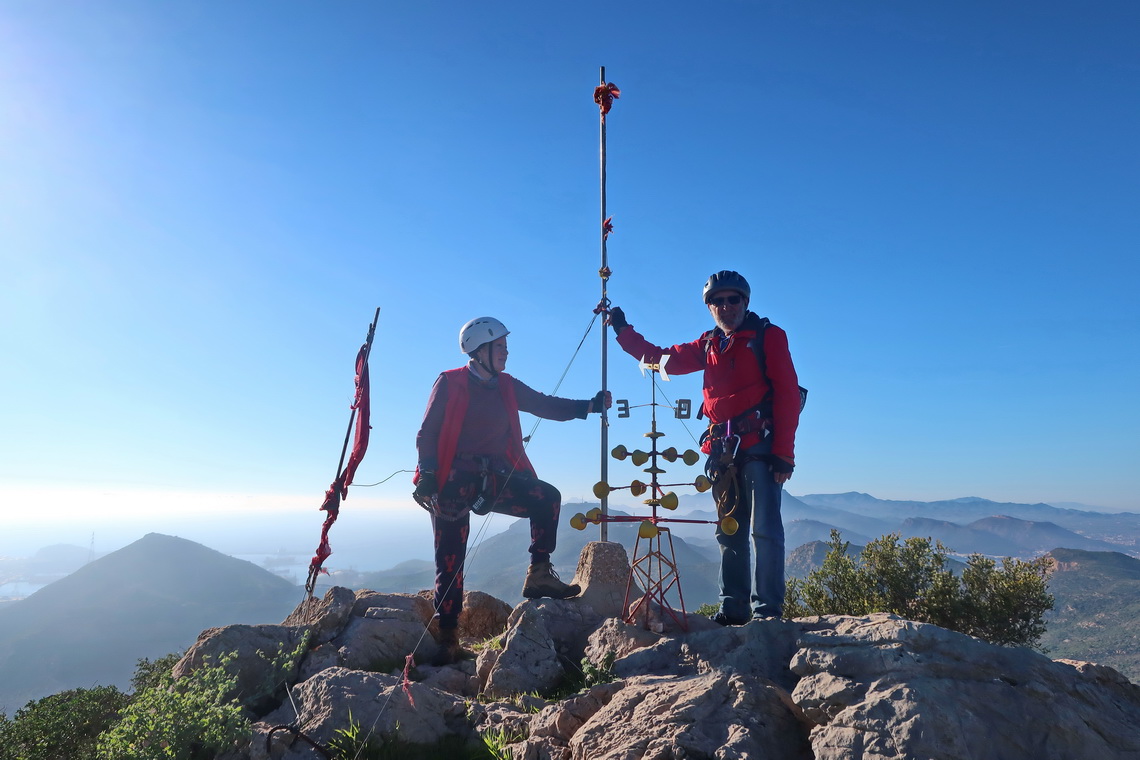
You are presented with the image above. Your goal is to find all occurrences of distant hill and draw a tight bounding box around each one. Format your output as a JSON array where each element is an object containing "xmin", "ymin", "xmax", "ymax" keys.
[
  {"xmin": 0, "ymin": 533, "xmax": 301, "ymax": 714},
  {"xmin": 798, "ymin": 493, "xmax": 1140, "ymax": 556},
  {"xmin": 1041, "ymin": 547, "xmax": 1140, "ymax": 683}
]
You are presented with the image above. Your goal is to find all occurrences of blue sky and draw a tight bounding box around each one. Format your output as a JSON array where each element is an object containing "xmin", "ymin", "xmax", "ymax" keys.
[{"xmin": 2, "ymin": 1, "xmax": 1138, "ymax": 557}]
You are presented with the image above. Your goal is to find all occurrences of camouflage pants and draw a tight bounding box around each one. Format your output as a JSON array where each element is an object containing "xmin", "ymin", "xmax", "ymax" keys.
[{"xmin": 431, "ymin": 468, "xmax": 561, "ymax": 628}]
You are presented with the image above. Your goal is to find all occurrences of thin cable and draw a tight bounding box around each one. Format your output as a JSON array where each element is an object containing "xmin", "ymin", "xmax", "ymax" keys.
[
  {"xmin": 355, "ymin": 470, "xmax": 415, "ymax": 487},
  {"xmin": 652, "ymin": 375, "xmax": 703, "ymax": 448}
]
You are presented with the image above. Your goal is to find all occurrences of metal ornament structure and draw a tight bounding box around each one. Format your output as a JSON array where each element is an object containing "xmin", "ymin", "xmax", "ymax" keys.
[{"xmin": 570, "ymin": 357, "xmax": 733, "ymax": 632}]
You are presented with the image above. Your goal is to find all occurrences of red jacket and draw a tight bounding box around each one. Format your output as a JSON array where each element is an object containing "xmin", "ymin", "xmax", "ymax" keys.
[
  {"xmin": 416, "ymin": 366, "xmax": 589, "ymax": 484},
  {"xmin": 616, "ymin": 312, "xmax": 800, "ymax": 460}
]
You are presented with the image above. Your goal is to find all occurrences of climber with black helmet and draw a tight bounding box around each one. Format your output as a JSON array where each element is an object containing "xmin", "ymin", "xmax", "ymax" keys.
[
  {"xmin": 607, "ymin": 271, "xmax": 801, "ymax": 625},
  {"xmin": 414, "ymin": 316, "xmax": 611, "ymax": 664}
]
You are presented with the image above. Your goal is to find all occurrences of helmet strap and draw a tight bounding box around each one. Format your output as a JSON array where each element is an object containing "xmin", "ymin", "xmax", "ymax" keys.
[{"xmin": 473, "ymin": 344, "xmax": 498, "ymax": 378}]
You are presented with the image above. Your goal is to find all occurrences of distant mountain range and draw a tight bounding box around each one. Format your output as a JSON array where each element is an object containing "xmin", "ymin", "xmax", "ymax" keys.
[
  {"xmin": 2, "ymin": 493, "xmax": 1138, "ymax": 714},
  {"xmin": 0, "ymin": 533, "xmax": 300, "ymax": 714}
]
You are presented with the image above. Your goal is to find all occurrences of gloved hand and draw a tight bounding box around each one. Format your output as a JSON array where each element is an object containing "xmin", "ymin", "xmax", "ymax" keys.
[
  {"xmin": 588, "ymin": 390, "xmax": 612, "ymax": 414},
  {"xmin": 766, "ymin": 455, "xmax": 794, "ymax": 474},
  {"xmin": 414, "ymin": 472, "xmax": 439, "ymax": 501},
  {"xmin": 607, "ymin": 306, "xmax": 629, "ymax": 334}
]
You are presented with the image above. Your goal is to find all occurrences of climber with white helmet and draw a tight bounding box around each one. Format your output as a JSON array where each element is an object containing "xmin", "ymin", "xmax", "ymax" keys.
[{"xmin": 414, "ymin": 316, "xmax": 610, "ymax": 665}]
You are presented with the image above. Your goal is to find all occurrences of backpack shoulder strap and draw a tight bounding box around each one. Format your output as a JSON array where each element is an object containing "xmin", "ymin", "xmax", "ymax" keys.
[{"xmin": 749, "ymin": 315, "xmax": 773, "ymax": 380}]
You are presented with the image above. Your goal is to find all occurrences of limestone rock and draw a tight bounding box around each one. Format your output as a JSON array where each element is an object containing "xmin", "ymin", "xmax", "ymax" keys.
[
  {"xmin": 281, "ymin": 585, "xmax": 355, "ymax": 644},
  {"xmin": 335, "ymin": 612, "xmax": 434, "ymax": 671},
  {"xmin": 251, "ymin": 667, "xmax": 470, "ymax": 760},
  {"xmin": 350, "ymin": 589, "xmax": 433, "ymax": 623},
  {"xmin": 483, "ymin": 598, "xmax": 605, "ymax": 699},
  {"xmin": 564, "ymin": 672, "xmax": 812, "ymax": 760},
  {"xmin": 583, "ymin": 617, "xmax": 663, "ymax": 666},
  {"xmin": 483, "ymin": 603, "xmax": 567, "ymax": 699},
  {"xmin": 457, "ymin": 589, "xmax": 513, "ymax": 640},
  {"xmin": 173, "ymin": 623, "xmax": 310, "ymax": 715},
  {"xmin": 791, "ymin": 613, "xmax": 1140, "ymax": 760},
  {"xmin": 168, "ymin": 582, "xmax": 1140, "ymax": 760},
  {"xmin": 571, "ymin": 541, "xmax": 641, "ymax": 619}
]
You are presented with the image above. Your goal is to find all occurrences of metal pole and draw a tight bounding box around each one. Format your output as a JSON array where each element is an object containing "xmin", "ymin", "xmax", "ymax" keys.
[{"xmin": 599, "ymin": 66, "xmax": 610, "ymax": 542}]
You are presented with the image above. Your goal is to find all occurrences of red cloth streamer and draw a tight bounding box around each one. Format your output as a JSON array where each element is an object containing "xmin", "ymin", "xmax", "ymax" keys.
[
  {"xmin": 340, "ymin": 343, "xmax": 372, "ymax": 494},
  {"xmin": 603, "ymin": 216, "xmax": 614, "ymax": 240},
  {"xmin": 307, "ymin": 342, "xmax": 372, "ymax": 581},
  {"xmin": 401, "ymin": 654, "xmax": 417, "ymax": 707},
  {"xmin": 594, "ymin": 82, "xmax": 621, "ymax": 121}
]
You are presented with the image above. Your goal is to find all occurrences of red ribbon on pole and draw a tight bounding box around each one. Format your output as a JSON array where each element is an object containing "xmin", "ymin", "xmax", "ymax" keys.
[
  {"xmin": 306, "ymin": 309, "xmax": 380, "ymax": 595},
  {"xmin": 594, "ymin": 82, "xmax": 621, "ymax": 122}
]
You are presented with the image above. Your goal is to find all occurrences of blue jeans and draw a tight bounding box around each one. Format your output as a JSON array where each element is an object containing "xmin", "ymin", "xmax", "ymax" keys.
[{"xmin": 715, "ymin": 439, "xmax": 784, "ymax": 619}]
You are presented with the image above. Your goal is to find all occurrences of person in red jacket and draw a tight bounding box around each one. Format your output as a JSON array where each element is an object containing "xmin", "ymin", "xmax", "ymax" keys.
[
  {"xmin": 414, "ymin": 316, "xmax": 610, "ymax": 664},
  {"xmin": 607, "ymin": 270, "xmax": 800, "ymax": 624}
]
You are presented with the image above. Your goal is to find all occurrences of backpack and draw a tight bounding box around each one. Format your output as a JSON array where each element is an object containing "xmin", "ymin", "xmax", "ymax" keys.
[
  {"xmin": 698, "ymin": 315, "xmax": 808, "ymax": 421},
  {"xmin": 751, "ymin": 316, "xmax": 808, "ymax": 415}
]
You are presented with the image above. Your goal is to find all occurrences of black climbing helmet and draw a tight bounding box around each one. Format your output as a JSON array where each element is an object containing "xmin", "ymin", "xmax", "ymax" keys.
[{"xmin": 703, "ymin": 270, "xmax": 751, "ymax": 303}]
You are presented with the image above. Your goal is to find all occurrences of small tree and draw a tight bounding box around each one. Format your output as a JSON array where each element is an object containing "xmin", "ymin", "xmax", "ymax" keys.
[
  {"xmin": 98, "ymin": 638, "xmax": 309, "ymax": 760},
  {"xmin": 96, "ymin": 650, "xmax": 249, "ymax": 760},
  {"xmin": 0, "ymin": 686, "xmax": 129, "ymax": 760},
  {"xmin": 786, "ymin": 530, "xmax": 1054, "ymax": 649}
]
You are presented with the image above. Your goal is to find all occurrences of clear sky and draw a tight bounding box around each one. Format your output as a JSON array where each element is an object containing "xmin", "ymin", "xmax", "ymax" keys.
[{"xmin": 2, "ymin": 1, "xmax": 1138, "ymax": 559}]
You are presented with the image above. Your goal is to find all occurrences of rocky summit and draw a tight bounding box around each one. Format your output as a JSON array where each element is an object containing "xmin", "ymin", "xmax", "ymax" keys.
[{"xmin": 172, "ymin": 542, "xmax": 1140, "ymax": 760}]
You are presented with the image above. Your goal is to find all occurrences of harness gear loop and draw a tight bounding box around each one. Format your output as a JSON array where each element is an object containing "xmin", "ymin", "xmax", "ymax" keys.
[
  {"xmin": 706, "ymin": 432, "xmax": 741, "ymax": 523},
  {"xmin": 414, "ymin": 456, "xmax": 495, "ymax": 521}
]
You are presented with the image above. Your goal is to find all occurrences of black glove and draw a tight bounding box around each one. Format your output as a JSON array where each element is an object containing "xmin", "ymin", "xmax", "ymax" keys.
[
  {"xmin": 607, "ymin": 306, "xmax": 629, "ymax": 334},
  {"xmin": 765, "ymin": 455, "xmax": 794, "ymax": 474},
  {"xmin": 588, "ymin": 390, "xmax": 607, "ymax": 414},
  {"xmin": 414, "ymin": 472, "xmax": 439, "ymax": 500}
]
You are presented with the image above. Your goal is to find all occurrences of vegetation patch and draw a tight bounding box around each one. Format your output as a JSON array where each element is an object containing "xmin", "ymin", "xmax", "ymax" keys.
[{"xmin": 785, "ymin": 530, "xmax": 1054, "ymax": 648}]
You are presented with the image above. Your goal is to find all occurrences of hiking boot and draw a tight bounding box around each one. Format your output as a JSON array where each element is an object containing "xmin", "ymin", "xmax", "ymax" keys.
[
  {"xmin": 522, "ymin": 561, "xmax": 581, "ymax": 600},
  {"xmin": 711, "ymin": 611, "xmax": 749, "ymax": 627},
  {"xmin": 432, "ymin": 627, "xmax": 464, "ymax": 666}
]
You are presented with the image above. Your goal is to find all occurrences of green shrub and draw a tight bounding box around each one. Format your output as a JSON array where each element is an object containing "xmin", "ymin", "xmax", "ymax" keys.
[
  {"xmin": 130, "ymin": 653, "xmax": 183, "ymax": 693},
  {"xmin": 96, "ymin": 651, "xmax": 248, "ymax": 760},
  {"xmin": 97, "ymin": 638, "xmax": 307, "ymax": 760},
  {"xmin": 785, "ymin": 530, "xmax": 1053, "ymax": 649},
  {"xmin": 0, "ymin": 686, "xmax": 129, "ymax": 760}
]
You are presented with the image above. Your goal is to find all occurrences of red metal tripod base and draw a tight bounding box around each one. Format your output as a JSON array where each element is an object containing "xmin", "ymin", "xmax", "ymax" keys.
[{"xmin": 623, "ymin": 528, "xmax": 688, "ymax": 632}]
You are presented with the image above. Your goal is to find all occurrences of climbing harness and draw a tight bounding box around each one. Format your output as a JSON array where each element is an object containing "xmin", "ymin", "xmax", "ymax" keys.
[{"xmin": 705, "ymin": 422, "xmax": 742, "ymax": 525}]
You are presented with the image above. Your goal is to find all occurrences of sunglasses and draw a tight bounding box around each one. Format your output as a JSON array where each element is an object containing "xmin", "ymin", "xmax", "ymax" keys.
[{"xmin": 708, "ymin": 294, "xmax": 743, "ymax": 306}]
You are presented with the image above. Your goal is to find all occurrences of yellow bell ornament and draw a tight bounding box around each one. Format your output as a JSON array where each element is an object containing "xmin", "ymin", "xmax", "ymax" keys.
[{"xmin": 638, "ymin": 520, "xmax": 659, "ymax": 539}]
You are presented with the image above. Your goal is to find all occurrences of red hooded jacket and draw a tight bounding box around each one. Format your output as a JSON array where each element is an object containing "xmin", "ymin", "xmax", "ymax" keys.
[{"xmin": 616, "ymin": 312, "xmax": 800, "ymax": 460}]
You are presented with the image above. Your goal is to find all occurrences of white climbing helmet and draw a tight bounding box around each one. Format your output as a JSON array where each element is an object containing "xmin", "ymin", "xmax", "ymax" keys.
[{"xmin": 459, "ymin": 316, "xmax": 510, "ymax": 354}]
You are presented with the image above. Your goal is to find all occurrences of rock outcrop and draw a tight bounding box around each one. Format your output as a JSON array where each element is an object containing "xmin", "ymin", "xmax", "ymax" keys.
[{"xmin": 168, "ymin": 542, "xmax": 1140, "ymax": 760}]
